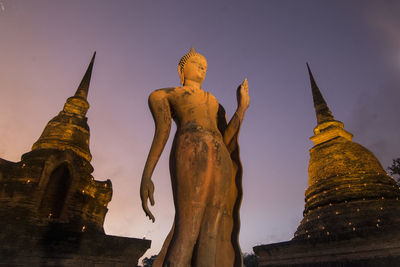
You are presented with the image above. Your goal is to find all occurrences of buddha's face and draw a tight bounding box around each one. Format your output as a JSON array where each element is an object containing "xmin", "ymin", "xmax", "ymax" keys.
[{"xmin": 181, "ymin": 55, "xmax": 207, "ymax": 84}]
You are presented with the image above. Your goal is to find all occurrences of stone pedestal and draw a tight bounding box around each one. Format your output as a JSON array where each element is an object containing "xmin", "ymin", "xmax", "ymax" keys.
[
  {"xmin": 0, "ymin": 222, "xmax": 150, "ymax": 267},
  {"xmin": 254, "ymin": 232, "xmax": 400, "ymax": 267}
]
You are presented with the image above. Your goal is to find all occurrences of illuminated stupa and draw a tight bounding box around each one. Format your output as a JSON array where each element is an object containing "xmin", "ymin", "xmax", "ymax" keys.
[
  {"xmin": 32, "ymin": 53, "xmax": 95, "ymax": 162},
  {"xmin": 0, "ymin": 53, "xmax": 150, "ymax": 266},
  {"xmin": 254, "ymin": 65, "xmax": 400, "ymax": 266},
  {"xmin": 293, "ymin": 64, "xmax": 400, "ymax": 240}
]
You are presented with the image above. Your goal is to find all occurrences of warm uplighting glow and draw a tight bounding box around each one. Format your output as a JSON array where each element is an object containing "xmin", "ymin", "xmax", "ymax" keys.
[{"xmin": 1, "ymin": 1, "xmax": 399, "ymax": 260}]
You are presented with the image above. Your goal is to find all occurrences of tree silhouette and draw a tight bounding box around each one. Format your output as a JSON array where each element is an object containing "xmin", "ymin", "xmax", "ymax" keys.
[
  {"xmin": 243, "ymin": 252, "xmax": 258, "ymax": 267},
  {"xmin": 388, "ymin": 158, "xmax": 400, "ymax": 184},
  {"xmin": 142, "ymin": 255, "xmax": 157, "ymax": 267}
]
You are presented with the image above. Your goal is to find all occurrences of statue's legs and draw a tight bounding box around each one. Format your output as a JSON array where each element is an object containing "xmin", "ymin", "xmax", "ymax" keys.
[
  {"xmin": 159, "ymin": 132, "xmax": 236, "ymax": 267},
  {"xmin": 193, "ymin": 205, "xmax": 235, "ymax": 267},
  {"xmin": 152, "ymin": 222, "xmax": 174, "ymax": 267},
  {"xmin": 163, "ymin": 133, "xmax": 213, "ymax": 267},
  {"xmin": 193, "ymin": 141, "xmax": 236, "ymax": 267}
]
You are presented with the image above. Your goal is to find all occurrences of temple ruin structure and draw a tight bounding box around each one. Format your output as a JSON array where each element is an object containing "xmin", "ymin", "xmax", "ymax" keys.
[
  {"xmin": 0, "ymin": 53, "xmax": 150, "ymax": 266},
  {"xmin": 254, "ymin": 65, "xmax": 400, "ymax": 266}
]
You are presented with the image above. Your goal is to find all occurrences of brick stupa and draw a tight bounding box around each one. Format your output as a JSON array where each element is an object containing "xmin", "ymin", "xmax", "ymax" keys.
[
  {"xmin": 254, "ymin": 65, "xmax": 400, "ymax": 266},
  {"xmin": 0, "ymin": 53, "xmax": 150, "ymax": 266}
]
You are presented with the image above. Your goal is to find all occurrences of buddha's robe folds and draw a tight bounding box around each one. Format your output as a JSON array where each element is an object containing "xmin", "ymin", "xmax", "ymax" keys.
[{"xmin": 154, "ymin": 99, "xmax": 243, "ymax": 267}]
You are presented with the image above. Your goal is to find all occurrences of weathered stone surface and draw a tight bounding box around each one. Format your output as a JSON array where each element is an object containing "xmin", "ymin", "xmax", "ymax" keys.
[
  {"xmin": 294, "ymin": 136, "xmax": 400, "ymax": 240},
  {"xmin": 254, "ymin": 232, "xmax": 400, "ymax": 267},
  {"xmin": 0, "ymin": 222, "xmax": 150, "ymax": 267},
  {"xmin": 0, "ymin": 53, "xmax": 150, "ymax": 266},
  {"xmin": 254, "ymin": 66, "xmax": 400, "ymax": 266},
  {"xmin": 140, "ymin": 47, "xmax": 249, "ymax": 266}
]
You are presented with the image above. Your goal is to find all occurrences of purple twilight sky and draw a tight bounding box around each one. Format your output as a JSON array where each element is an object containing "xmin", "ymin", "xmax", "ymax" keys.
[{"xmin": 1, "ymin": 0, "xmax": 400, "ymax": 260}]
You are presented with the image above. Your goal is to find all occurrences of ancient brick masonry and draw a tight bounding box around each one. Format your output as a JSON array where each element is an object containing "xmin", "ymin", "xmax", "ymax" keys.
[
  {"xmin": 293, "ymin": 65, "xmax": 400, "ymax": 241},
  {"xmin": 0, "ymin": 53, "xmax": 150, "ymax": 266},
  {"xmin": 254, "ymin": 65, "xmax": 400, "ymax": 267}
]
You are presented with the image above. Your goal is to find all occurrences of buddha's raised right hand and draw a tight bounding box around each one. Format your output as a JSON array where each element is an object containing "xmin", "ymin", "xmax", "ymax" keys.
[
  {"xmin": 140, "ymin": 178, "xmax": 155, "ymax": 222},
  {"xmin": 237, "ymin": 78, "xmax": 250, "ymax": 113}
]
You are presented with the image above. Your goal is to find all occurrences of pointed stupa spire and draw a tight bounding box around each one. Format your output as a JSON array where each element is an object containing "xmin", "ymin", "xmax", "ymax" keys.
[
  {"xmin": 61, "ymin": 53, "xmax": 96, "ymax": 117},
  {"xmin": 74, "ymin": 51, "xmax": 96, "ymax": 100},
  {"xmin": 307, "ymin": 63, "xmax": 353, "ymax": 146},
  {"xmin": 31, "ymin": 53, "xmax": 96, "ymax": 162},
  {"xmin": 307, "ymin": 63, "xmax": 335, "ymax": 125}
]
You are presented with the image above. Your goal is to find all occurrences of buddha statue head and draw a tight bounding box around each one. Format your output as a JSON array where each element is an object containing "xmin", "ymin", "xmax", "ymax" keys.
[{"xmin": 178, "ymin": 47, "xmax": 207, "ymax": 85}]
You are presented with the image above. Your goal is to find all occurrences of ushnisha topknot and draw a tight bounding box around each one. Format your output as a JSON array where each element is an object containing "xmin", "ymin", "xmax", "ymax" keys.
[{"xmin": 178, "ymin": 46, "xmax": 206, "ymax": 72}]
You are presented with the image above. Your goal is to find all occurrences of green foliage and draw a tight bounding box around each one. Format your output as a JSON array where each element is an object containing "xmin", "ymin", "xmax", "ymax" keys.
[
  {"xmin": 243, "ymin": 252, "xmax": 259, "ymax": 267},
  {"xmin": 388, "ymin": 158, "xmax": 400, "ymax": 184},
  {"xmin": 141, "ymin": 255, "xmax": 157, "ymax": 267}
]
